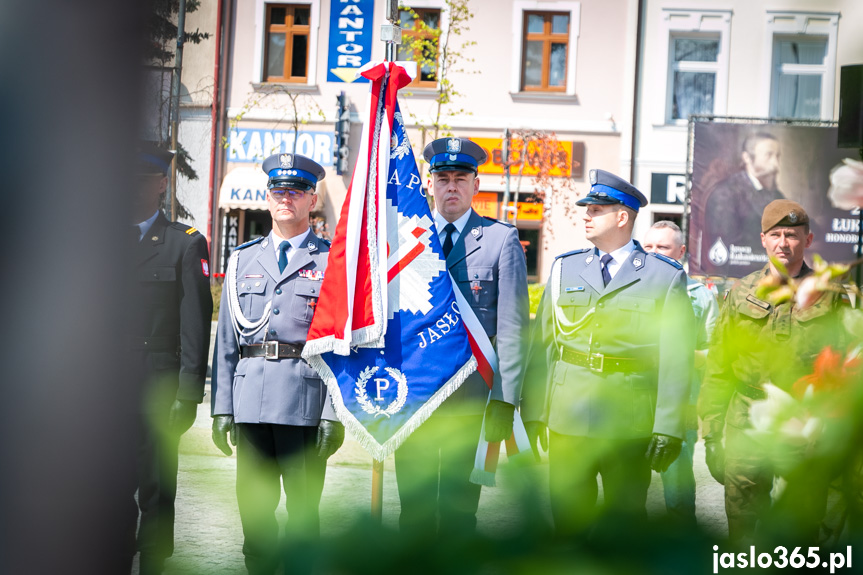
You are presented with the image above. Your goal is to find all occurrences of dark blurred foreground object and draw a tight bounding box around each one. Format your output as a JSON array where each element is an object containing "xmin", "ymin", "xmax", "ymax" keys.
[
  {"xmin": 130, "ymin": 140, "xmax": 213, "ymax": 574},
  {"xmin": 0, "ymin": 1, "xmax": 152, "ymax": 574}
]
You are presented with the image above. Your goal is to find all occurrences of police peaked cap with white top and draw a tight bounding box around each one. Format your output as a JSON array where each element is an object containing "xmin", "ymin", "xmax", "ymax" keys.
[
  {"xmin": 137, "ymin": 141, "xmax": 175, "ymax": 175},
  {"xmin": 422, "ymin": 137, "xmax": 488, "ymax": 174},
  {"xmin": 576, "ymin": 169, "xmax": 648, "ymax": 212},
  {"xmin": 261, "ymin": 153, "xmax": 326, "ymax": 193}
]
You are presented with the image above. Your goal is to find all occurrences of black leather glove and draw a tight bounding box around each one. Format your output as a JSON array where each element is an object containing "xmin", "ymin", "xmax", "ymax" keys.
[
  {"xmin": 645, "ymin": 433, "xmax": 682, "ymax": 473},
  {"xmin": 524, "ymin": 421, "xmax": 548, "ymax": 460},
  {"xmin": 704, "ymin": 435, "xmax": 726, "ymax": 485},
  {"xmin": 484, "ymin": 400, "xmax": 515, "ymax": 442},
  {"xmin": 212, "ymin": 415, "xmax": 237, "ymax": 456},
  {"xmin": 316, "ymin": 419, "xmax": 345, "ymax": 459},
  {"xmin": 167, "ymin": 399, "xmax": 198, "ymax": 436}
]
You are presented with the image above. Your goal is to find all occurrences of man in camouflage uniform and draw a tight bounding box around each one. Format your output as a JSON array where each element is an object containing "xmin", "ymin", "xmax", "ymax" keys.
[{"xmin": 699, "ymin": 199, "xmax": 846, "ymax": 543}]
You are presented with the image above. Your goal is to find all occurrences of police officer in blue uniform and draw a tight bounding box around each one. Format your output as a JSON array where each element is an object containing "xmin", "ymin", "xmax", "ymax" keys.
[
  {"xmin": 211, "ymin": 153, "xmax": 344, "ymax": 575},
  {"xmin": 521, "ymin": 169, "xmax": 694, "ymax": 537},
  {"xmin": 130, "ymin": 142, "xmax": 213, "ymax": 574},
  {"xmin": 392, "ymin": 137, "xmax": 529, "ymax": 538}
]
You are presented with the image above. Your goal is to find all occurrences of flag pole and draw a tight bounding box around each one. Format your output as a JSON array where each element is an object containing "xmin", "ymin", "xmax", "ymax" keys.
[{"xmin": 369, "ymin": 0, "xmax": 402, "ymax": 524}]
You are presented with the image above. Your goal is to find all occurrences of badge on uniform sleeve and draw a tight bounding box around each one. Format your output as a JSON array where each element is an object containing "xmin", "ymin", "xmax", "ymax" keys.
[{"xmin": 201, "ymin": 259, "xmax": 210, "ymax": 277}]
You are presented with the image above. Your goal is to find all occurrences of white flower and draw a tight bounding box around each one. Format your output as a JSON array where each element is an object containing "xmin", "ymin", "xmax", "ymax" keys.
[
  {"xmin": 827, "ymin": 158, "xmax": 863, "ymax": 210},
  {"xmin": 795, "ymin": 275, "xmax": 821, "ymax": 310}
]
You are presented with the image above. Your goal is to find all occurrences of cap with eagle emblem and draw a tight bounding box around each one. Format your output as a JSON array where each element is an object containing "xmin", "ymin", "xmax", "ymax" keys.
[
  {"xmin": 422, "ymin": 137, "xmax": 488, "ymax": 174},
  {"xmin": 261, "ymin": 153, "xmax": 326, "ymax": 193}
]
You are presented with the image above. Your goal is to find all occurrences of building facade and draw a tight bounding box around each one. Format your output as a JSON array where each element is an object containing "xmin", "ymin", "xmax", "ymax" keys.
[
  {"xmin": 631, "ymin": 0, "xmax": 863, "ymax": 243},
  {"xmin": 214, "ymin": 0, "xmax": 638, "ymax": 281}
]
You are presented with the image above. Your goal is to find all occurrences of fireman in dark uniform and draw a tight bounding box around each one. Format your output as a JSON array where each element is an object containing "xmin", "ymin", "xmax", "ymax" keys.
[{"xmin": 130, "ymin": 141, "xmax": 213, "ymax": 574}]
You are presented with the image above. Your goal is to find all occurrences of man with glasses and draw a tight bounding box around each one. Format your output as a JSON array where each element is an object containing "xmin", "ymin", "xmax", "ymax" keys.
[
  {"xmin": 130, "ymin": 141, "xmax": 213, "ymax": 574},
  {"xmin": 211, "ymin": 153, "xmax": 344, "ymax": 575}
]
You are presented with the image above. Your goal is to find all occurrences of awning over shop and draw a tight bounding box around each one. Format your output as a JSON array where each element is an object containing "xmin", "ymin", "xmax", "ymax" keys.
[{"xmin": 218, "ymin": 166, "xmax": 269, "ymax": 210}]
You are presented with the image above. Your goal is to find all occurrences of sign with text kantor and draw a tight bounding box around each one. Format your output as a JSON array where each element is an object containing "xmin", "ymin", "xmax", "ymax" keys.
[
  {"xmin": 226, "ymin": 128, "xmax": 334, "ymax": 165},
  {"xmin": 326, "ymin": 0, "xmax": 374, "ymax": 83},
  {"xmin": 471, "ymin": 137, "xmax": 584, "ymax": 178}
]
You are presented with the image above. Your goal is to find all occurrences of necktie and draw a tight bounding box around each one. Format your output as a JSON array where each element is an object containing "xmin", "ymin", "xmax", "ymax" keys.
[
  {"xmin": 278, "ymin": 241, "xmax": 291, "ymax": 273},
  {"xmin": 600, "ymin": 253, "xmax": 613, "ymax": 286},
  {"xmin": 442, "ymin": 223, "xmax": 456, "ymax": 258}
]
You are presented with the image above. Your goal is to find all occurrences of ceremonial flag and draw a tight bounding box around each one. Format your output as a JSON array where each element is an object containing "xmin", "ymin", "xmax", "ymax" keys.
[{"xmin": 303, "ymin": 62, "xmax": 482, "ymax": 460}]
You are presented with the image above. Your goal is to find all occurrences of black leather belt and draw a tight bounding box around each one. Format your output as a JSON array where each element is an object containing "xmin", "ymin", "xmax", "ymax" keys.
[
  {"xmin": 130, "ymin": 335, "xmax": 180, "ymax": 351},
  {"xmin": 736, "ymin": 385, "xmax": 767, "ymax": 400},
  {"xmin": 560, "ymin": 348, "xmax": 652, "ymax": 373},
  {"xmin": 241, "ymin": 342, "xmax": 304, "ymax": 360}
]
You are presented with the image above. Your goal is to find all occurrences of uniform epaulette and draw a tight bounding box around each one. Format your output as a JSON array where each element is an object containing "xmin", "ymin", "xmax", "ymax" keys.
[
  {"xmin": 320, "ymin": 238, "xmax": 331, "ymax": 247},
  {"xmin": 483, "ymin": 215, "xmax": 515, "ymax": 228},
  {"xmin": 169, "ymin": 221, "xmax": 202, "ymax": 236},
  {"xmin": 648, "ymin": 252, "xmax": 684, "ymax": 269},
  {"xmin": 555, "ymin": 248, "xmax": 590, "ymax": 260},
  {"xmin": 234, "ymin": 236, "xmax": 265, "ymax": 251}
]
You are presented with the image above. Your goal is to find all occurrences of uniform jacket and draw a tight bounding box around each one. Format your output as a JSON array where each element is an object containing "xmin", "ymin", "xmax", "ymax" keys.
[
  {"xmin": 522, "ymin": 241, "xmax": 695, "ymax": 440},
  {"xmin": 212, "ymin": 230, "xmax": 336, "ymax": 426},
  {"xmin": 437, "ymin": 209, "xmax": 529, "ymax": 416},
  {"xmin": 698, "ymin": 264, "xmax": 846, "ymax": 437},
  {"xmin": 132, "ymin": 211, "xmax": 213, "ymax": 403}
]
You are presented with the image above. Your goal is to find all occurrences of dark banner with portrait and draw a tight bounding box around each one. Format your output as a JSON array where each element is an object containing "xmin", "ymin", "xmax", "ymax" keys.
[{"xmin": 688, "ymin": 121, "xmax": 860, "ymax": 278}]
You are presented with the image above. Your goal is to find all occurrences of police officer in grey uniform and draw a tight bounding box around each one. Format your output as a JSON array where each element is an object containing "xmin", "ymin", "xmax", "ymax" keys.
[
  {"xmin": 130, "ymin": 142, "xmax": 213, "ymax": 575},
  {"xmin": 392, "ymin": 137, "xmax": 529, "ymax": 538},
  {"xmin": 211, "ymin": 153, "xmax": 344, "ymax": 575},
  {"xmin": 521, "ymin": 169, "xmax": 694, "ymax": 537}
]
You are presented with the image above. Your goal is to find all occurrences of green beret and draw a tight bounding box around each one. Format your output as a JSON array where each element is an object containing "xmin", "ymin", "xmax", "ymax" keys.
[{"xmin": 761, "ymin": 199, "xmax": 809, "ymax": 232}]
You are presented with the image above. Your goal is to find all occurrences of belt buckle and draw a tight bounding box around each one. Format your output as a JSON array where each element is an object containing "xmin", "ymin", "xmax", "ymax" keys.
[
  {"xmin": 264, "ymin": 341, "xmax": 279, "ymax": 360},
  {"xmin": 589, "ymin": 353, "xmax": 604, "ymax": 372}
]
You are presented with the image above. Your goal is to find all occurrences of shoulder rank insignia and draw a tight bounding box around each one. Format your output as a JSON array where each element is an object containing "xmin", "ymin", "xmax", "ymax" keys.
[
  {"xmin": 298, "ymin": 269, "xmax": 324, "ymax": 280},
  {"xmin": 647, "ymin": 252, "xmax": 683, "ymax": 269},
  {"xmin": 185, "ymin": 227, "xmax": 198, "ymax": 235},
  {"xmin": 555, "ymin": 248, "xmax": 590, "ymax": 260},
  {"xmin": 235, "ymin": 236, "xmax": 265, "ymax": 251}
]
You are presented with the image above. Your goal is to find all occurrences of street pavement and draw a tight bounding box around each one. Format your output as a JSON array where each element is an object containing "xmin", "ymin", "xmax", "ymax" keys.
[{"xmin": 133, "ymin": 387, "xmax": 729, "ymax": 574}]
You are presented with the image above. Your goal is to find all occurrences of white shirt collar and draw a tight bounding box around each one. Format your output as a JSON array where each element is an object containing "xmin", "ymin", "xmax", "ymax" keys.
[
  {"xmin": 136, "ymin": 210, "xmax": 160, "ymax": 241},
  {"xmin": 271, "ymin": 228, "xmax": 311, "ymax": 257},
  {"xmin": 434, "ymin": 208, "xmax": 473, "ymax": 236},
  {"xmin": 746, "ymin": 171, "xmax": 764, "ymax": 191},
  {"xmin": 597, "ymin": 240, "xmax": 636, "ymax": 280}
]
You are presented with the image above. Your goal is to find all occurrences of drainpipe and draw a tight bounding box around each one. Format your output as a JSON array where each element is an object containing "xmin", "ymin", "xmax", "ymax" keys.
[
  {"xmin": 629, "ymin": 0, "xmax": 645, "ymax": 184},
  {"xmin": 206, "ymin": 0, "xmax": 224, "ymax": 250}
]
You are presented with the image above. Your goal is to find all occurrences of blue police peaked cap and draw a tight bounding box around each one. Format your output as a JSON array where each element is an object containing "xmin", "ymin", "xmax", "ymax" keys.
[
  {"xmin": 422, "ymin": 137, "xmax": 488, "ymax": 174},
  {"xmin": 261, "ymin": 153, "xmax": 326, "ymax": 193},
  {"xmin": 576, "ymin": 169, "xmax": 648, "ymax": 212},
  {"xmin": 137, "ymin": 141, "xmax": 175, "ymax": 175}
]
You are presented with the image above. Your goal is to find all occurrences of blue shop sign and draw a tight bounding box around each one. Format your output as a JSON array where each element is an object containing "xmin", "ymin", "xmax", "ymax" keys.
[
  {"xmin": 227, "ymin": 128, "xmax": 335, "ymax": 165},
  {"xmin": 327, "ymin": 0, "xmax": 374, "ymax": 83}
]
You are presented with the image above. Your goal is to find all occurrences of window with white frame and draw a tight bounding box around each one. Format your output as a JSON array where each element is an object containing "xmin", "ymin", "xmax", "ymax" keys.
[
  {"xmin": 763, "ymin": 11, "xmax": 839, "ymax": 121},
  {"xmin": 657, "ymin": 9, "xmax": 731, "ymax": 125},
  {"xmin": 667, "ymin": 35, "xmax": 720, "ymax": 121},
  {"xmin": 510, "ymin": 1, "xmax": 580, "ymax": 97}
]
